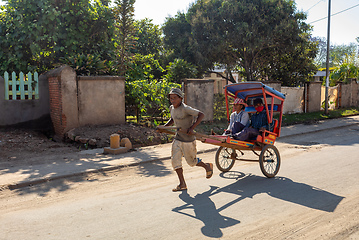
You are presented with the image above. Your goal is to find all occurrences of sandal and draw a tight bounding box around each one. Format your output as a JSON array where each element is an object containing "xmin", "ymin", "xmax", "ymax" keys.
[
  {"xmin": 172, "ymin": 185, "xmax": 187, "ymax": 192},
  {"xmin": 206, "ymin": 163, "xmax": 213, "ymax": 179}
]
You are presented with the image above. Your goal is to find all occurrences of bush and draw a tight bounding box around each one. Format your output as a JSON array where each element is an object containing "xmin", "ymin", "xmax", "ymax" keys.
[
  {"xmin": 125, "ymin": 79, "xmax": 180, "ymax": 123},
  {"xmin": 60, "ymin": 53, "xmax": 109, "ymax": 76}
]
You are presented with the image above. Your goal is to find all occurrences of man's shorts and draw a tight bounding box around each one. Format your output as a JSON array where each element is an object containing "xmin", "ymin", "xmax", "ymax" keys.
[{"xmin": 171, "ymin": 139, "xmax": 197, "ymax": 170}]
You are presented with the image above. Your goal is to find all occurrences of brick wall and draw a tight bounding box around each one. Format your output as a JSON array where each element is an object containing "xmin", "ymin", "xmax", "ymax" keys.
[
  {"xmin": 46, "ymin": 65, "xmax": 78, "ymax": 138},
  {"xmin": 48, "ymin": 75, "xmax": 64, "ymax": 136}
]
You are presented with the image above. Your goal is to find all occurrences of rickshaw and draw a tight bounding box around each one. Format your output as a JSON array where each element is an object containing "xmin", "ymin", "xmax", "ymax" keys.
[
  {"xmin": 158, "ymin": 82, "xmax": 286, "ymax": 178},
  {"xmin": 205, "ymin": 82, "xmax": 286, "ymax": 178}
]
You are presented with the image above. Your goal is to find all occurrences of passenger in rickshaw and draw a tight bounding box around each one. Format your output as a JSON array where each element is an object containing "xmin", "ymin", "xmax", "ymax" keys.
[
  {"xmin": 224, "ymin": 98, "xmax": 250, "ymax": 136},
  {"xmin": 232, "ymin": 98, "xmax": 270, "ymax": 141}
]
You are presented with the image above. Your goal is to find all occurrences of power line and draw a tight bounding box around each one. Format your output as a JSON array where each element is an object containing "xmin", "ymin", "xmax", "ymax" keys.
[
  {"xmin": 309, "ymin": 3, "xmax": 359, "ymax": 24},
  {"xmin": 306, "ymin": 0, "xmax": 326, "ymax": 12}
]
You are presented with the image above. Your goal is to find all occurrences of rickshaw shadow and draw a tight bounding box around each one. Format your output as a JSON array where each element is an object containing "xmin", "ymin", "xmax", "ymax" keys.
[
  {"xmin": 217, "ymin": 172, "xmax": 344, "ymax": 213},
  {"xmin": 172, "ymin": 173, "xmax": 343, "ymax": 238}
]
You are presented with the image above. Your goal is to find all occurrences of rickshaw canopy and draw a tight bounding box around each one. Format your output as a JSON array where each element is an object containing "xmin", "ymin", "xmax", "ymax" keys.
[
  {"xmin": 224, "ymin": 82, "xmax": 286, "ymax": 137},
  {"xmin": 225, "ymin": 82, "xmax": 286, "ymax": 101}
]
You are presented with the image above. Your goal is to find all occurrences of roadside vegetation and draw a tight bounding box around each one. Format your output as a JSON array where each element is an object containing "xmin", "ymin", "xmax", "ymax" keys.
[{"xmin": 1, "ymin": 0, "xmax": 358, "ymax": 133}]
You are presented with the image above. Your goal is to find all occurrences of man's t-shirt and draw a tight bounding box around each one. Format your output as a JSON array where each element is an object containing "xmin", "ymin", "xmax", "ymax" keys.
[{"xmin": 170, "ymin": 103, "xmax": 200, "ymax": 142}]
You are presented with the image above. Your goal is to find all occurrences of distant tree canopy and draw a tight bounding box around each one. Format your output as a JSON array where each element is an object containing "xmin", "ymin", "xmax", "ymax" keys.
[
  {"xmin": 313, "ymin": 37, "xmax": 359, "ymax": 68},
  {"xmin": 0, "ymin": 0, "xmax": 115, "ymax": 73},
  {"xmin": 7, "ymin": 0, "xmax": 357, "ymax": 87},
  {"xmin": 163, "ymin": 0, "xmax": 318, "ymax": 86}
]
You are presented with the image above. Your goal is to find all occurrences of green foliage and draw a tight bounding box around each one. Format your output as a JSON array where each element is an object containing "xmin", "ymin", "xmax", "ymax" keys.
[
  {"xmin": 60, "ymin": 53, "xmax": 109, "ymax": 76},
  {"xmin": 162, "ymin": 13, "xmax": 195, "ymax": 66},
  {"xmin": 0, "ymin": 0, "xmax": 115, "ymax": 73},
  {"xmin": 213, "ymin": 93, "xmax": 228, "ymax": 121},
  {"xmin": 125, "ymin": 79, "xmax": 180, "ymax": 122},
  {"xmin": 163, "ymin": 59, "xmax": 198, "ymax": 84},
  {"xmin": 132, "ymin": 18, "xmax": 163, "ymax": 56},
  {"xmin": 330, "ymin": 59, "xmax": 359, "ymax": 85},
  {"xmin": 163, "ymin": 0, "xmax": 317, "ymax": 85},
  {"xmin": 0, "ymin": 0, "xmax": 113, "ymax": 72},
  {"xmin": 126, "ymin": 54, "xmax": 165, "ymax": 81},
  {"xmin": 313, "ymin": 38, "xmax": 358, "ymax": 68}
]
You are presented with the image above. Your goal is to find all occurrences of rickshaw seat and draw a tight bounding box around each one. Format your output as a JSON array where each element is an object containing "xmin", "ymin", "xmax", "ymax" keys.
[{"xmin": 255, "ymin": 119, "xmax": 278, "ymax": 144}]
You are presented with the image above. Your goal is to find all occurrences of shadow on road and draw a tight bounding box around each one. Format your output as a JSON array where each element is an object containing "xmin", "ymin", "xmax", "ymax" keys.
[
  {"xmin": 1, "ymin": 149, "xmax": 173, "ymax": 196},
  {"xmin": 173, "ymin": 172, "xmax": 344, "ymax": 238},
  {"xmin": 172, "ymin": 186, "xmax": 240, "ymax": 238},
  {"xmin": 217, "ymin": 173, "xmax": 344, "ymax": 212}
]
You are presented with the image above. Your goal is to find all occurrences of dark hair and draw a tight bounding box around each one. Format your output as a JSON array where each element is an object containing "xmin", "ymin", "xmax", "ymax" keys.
[{"xmin": 253, "ymin": 98, "xmax": 263, "ymax": 105}]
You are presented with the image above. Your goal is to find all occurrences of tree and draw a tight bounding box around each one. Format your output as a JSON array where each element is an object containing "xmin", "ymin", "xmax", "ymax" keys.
[
  {"xmin": 0, "ymin": 0, "xmax": 115, "ymax": 73},
  {"xmin": 132, "ymin": 18, "xmax": 163, "ymax": 57},
  {"xmin": 313, "ymin": 37, "xmax": 358, "ymax": 68},
  {"xmin": 330, "ymin": 60, "xmax": 359, "ymax": 85},
  {"xmin": 330, "ymin": 43, "xmax": 358, "ymax": 67},
  {"xmin": 163, "ymin": 13, "xmax": 196, "ymax": 66},
  {"xmin": 113, "ymin": 0, "xmax": 137, "ymax": 75},
  {"xmin": 163, "ymin": 0, "xmax": 317, "ymax": 85},
  {"xmin": 126, "ymin": 54, "xmax": 164, "ymax": 81}
]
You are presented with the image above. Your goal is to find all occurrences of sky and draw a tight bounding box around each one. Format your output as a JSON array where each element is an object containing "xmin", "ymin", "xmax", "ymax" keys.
[{"xmin": 1, "ymin": 0, "xmax": 358, "ymax": 45}]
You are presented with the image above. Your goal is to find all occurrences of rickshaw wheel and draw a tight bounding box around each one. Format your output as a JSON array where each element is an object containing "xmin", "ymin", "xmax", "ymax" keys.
[
  {"xmin": 259, "ymin": 144, "xmax": 281, "ymax": 178},
  {"xmin": 215, "ymin": 147, "xmax": 236, "ymax": 172}
]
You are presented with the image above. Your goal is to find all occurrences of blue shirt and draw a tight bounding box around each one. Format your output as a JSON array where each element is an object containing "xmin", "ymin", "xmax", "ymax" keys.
[{"xmin": 250, "ymin": 110, "xmax": 269, "ymax": 130}]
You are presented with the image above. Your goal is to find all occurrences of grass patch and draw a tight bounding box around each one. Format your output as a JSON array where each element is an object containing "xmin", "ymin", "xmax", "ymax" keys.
[{"xmin": 282, "ymin": 107, "xmax": 359, "ymax": 126}]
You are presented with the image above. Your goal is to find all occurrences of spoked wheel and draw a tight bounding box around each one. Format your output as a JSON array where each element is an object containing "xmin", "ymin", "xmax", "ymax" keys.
[
  {"xmin": 259, "ymin": 144, "xmax": 281, "ymax": 178},
  {"xmin": 215, "ymin": 146, "xmax": 239, "ymax": 172}
]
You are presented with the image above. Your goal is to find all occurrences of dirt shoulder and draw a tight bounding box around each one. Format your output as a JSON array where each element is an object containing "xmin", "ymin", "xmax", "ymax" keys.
[{"xmin": 0, "ymin": 123, "xmax": 170, "ymax": 166}]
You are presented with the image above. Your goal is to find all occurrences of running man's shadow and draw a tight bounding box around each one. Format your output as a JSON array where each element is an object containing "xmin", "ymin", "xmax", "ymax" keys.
[
  {"xmin": 172, "ymin": 186, "xmax": 240, "ymax": 238},
  {"xmin": 172, "ymin": 173, "xmax": 344, "ymax": 238}
]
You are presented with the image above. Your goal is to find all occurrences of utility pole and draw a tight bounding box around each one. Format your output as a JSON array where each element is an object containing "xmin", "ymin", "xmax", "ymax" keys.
[{"xmin": 325, "ymin": 0, "xmax": 331, "ymax": 115}]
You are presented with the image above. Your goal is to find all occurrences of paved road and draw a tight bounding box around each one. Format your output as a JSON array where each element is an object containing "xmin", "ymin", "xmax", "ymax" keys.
[{"xmin": 0, "ymin": 124, "xmax": 358, "ymax": 239}]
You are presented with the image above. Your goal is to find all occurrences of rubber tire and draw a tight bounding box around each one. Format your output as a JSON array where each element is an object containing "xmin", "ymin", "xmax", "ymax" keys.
[
  {"xmin": 215, "ymin": 146, "xmax": 236, "ymax": 172},
  {"xmin": 259, "ymin": 144, "xmax": 281, "ymax": 178}
]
